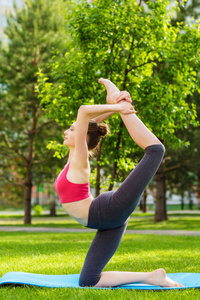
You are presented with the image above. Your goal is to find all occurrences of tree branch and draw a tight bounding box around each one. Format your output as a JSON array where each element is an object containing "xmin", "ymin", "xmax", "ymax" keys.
[
  {"xmin": 1, "ymin": 133, "xmax": 28, "ymax": 162},
  {"xmin": 165, "ymin": 159, "xmax": 197, "ymax": 172},
  {"xmin": 123, "ymin": 38, "xmax": 135, "ymax": 88},
  {"xmin": 127, "ymin": 56, "xmax": 157, "ymax": 73},
  {"xmin": 37, "ymin": 120, "xmax": 55, "ymax": 131},
  {"xmin": 33, "ymin": 158, "xmax": 51, "ymax": 165},
  {"xmin": 138, "ymin": 0, "xmax": 143, "ymax": 6},
  {"xmin": 0, "ymin": 175, "xmax": 24, "ymax": 186}
]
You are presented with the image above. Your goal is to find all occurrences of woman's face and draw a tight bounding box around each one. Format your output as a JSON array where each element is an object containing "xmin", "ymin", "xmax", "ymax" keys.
[{"xmin": 63, "ymin": 123, "xmax": 76, "ymax": 147}]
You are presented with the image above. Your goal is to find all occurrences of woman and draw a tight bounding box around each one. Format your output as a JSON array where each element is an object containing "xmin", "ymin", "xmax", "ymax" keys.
[{"xmin": 55, "ymin": 78, "xmax": 183, "ymax": 288}]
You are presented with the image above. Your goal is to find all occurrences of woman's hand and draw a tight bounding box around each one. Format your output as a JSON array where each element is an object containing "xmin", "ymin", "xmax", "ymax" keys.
[
  {"xmin": 116, "ymin": 91, "xmax": 136, "ymax": 114},
  {"xmin": 119, "ymin": 101, "xmax": 137, "ymax": 115},
  {"xmin": 116, "ymin": 91, "xmax": 132, "ymax": 104}
]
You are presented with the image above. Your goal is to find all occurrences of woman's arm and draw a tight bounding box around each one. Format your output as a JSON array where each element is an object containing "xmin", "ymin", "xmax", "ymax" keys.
[
  {"xmin": 79, "ymin": 103, "xmax": 135, "ymax": 120},
  {"xmin": 93, "ymin": 112, "xmax": 115, "ymax": 124},
  {"xmin": 93, "ymin": 91, "xmax": 132, "ymax": 123},
  {"xmin": 74, "ymin": 103, "xmax": 136, "ymax": 166}
]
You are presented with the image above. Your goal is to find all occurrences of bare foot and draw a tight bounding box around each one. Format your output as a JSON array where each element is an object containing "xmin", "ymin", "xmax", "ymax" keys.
[
  {"xmin": 98, "ymin": 78, "xmax": 120, "ymax": 104},
  {"xmin": 147, "ymin": 269, "xmax": 184, "ymax": 288}
]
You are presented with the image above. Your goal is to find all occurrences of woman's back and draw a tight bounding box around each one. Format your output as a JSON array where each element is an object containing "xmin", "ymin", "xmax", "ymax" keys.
[{"xmin": 55, "ymin": 158, "xmax": 93, "ymax": 226}]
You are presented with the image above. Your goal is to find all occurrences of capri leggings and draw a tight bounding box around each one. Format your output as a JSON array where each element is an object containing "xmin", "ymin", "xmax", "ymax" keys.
[{"xmin": 79, "ymin": 144, "xmax": 165, "ymax": 287}]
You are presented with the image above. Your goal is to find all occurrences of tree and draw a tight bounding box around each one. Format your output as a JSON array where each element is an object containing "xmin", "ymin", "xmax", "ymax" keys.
[
  {"xmin": 159, "ymin": 0, "xmax": 200, "ymax": 213},
  {"xmin": 171, "ymin": 0, "xmax": 200, "ymax": 27},
  {"xmin": 0, "ymin": 0, "xmax": 69, "ymax": 223},
  {"xmin": 164, "ymin": 91, "xmax": 200, "ymax": 209},
  {"xmin": 38, "ymin": 0, "xmax": 200, "ymax": 222}
]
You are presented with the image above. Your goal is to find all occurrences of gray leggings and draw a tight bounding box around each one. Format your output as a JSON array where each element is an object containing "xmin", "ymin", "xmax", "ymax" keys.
[{"xmin": 79, "ymin": 144, "xmax": 165, "ymax": 287}]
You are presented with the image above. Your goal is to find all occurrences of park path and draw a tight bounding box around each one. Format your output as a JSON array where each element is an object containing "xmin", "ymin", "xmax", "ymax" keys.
[
  {"xmin": 0, "ymin": 209, "xmax": 199, "ymax": 215},
  {"xmin": 1, "ymin": 210, "xmax": 200, "ymax": 236},
  {"xmin": 1, "ymin": 226, "xmax": 200, "ymax": 236}
]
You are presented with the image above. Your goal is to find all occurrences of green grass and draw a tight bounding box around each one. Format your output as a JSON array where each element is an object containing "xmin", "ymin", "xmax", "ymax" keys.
[
  {"xmin": 1, "ymin": 215, "xmax": 200, "ymax": 230},
  {"xmin": 0, "ymin": 232, "xmax": 199, "ymax": 299},
  {"xmin": 127, "ymin": 216, "xmax": 200, "ymax": 230}
]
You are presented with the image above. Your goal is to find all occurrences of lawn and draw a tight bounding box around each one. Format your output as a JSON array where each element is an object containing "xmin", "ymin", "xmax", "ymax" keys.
[
  {"xmin": 1, "ymin": 214, "xmax": 200, "ymax": 231},
  {"xmin": 0, "ymin": 232, "xmax": 199, "ymax": 299}
]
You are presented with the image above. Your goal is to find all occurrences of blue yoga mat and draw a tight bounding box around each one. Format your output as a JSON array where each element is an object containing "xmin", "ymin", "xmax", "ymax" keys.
[{"xmin": 0, "ymin": 272, "xmax": 200, "ymax": 290}]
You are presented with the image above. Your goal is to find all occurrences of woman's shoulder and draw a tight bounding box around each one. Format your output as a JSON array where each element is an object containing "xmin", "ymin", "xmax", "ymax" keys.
[
  {"xmin": 70, "ymin": 157, "xmax": 90, "ymax": 169},
  {"xmin": 67, "ymin": 158, "xmax": 90, "ymax": 183}
]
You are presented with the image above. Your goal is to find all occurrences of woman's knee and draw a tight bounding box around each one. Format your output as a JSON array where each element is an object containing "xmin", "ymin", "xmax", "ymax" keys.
[
  {"xmin": 79, "ymin": 272, "xmax": 100, "ymax": 287},
  {"xmin": 145, "ymin": 143, "xmax": 165, "ymax": 157},
  {"xmin": 158, "ymin": 143, "xmax": 165, "ymax": 155}
]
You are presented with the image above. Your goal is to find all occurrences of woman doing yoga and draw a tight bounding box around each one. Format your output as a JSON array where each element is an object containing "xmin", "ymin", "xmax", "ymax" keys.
[{"xmin": 55, "ymin": 78, "xmax": 183, "ymax": 288}]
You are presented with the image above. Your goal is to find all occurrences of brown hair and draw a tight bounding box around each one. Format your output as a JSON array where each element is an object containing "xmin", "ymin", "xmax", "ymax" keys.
[{"xmin": 87, "ymin": 120, "xmax": 109, "ymax": 151}]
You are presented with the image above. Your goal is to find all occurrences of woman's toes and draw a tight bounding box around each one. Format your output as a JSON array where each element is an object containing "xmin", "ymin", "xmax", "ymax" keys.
[{"xmin": 98, "ymin": 77, "xmax": 105, "ymax": 83}]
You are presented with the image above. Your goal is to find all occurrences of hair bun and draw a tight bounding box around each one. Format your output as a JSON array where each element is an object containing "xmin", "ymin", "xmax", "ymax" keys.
[
  {"xmin": 98, "ymin": 123, "xmax": 109, "ymax": 137},
  {"xmin": 87, "ymin": 120, "xmax": 109, "ymax": 152}
]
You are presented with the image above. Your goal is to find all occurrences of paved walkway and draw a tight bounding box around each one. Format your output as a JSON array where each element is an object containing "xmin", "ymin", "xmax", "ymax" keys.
[
  {"xmin": 1, "ymin": 210, "xmax": 200, "ymax": 236},
  {"xmin": 1, "ymin": 226, "xmax": 200, "ymax": 236},
  {"xmin": 0, "ymin": 209, "xmax": 199, "ymax": 215}
]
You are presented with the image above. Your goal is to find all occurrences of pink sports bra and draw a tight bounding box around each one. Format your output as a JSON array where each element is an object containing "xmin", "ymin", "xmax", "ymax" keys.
[{"xmin": 54, "ymin": 163, "xmax": 91, "ymax": 204}]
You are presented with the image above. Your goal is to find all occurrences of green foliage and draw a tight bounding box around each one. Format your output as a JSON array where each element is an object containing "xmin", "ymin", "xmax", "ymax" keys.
[
  {"xmin": 33, "ymin": 204, "xmax": 44, "ymax": 215},
  {"xmin": 46, "ymin": 140, "xmax": 69, "ymax": 159},
  {"xmin": 0, "ymin": 0, "xmax": 68, "ymax": 210},
  {"xmin": 39, "ymin": 0, "xmax": 200, "ymax": 141},
  {"xmin": 163, "ymin": 1, "xmax": 200, "ymax": 196},
  {"xmin": 38, "ymin": 0, "xmax": 200, "ymax": 189},
  {"xmin": 165, "ymin": 91, "xmax": 200, "ymax": 196}
]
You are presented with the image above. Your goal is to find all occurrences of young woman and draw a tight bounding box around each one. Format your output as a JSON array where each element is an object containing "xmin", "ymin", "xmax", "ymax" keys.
[{"xmin": 55, "ymin": 78, "xmax": 183, "ymax": 288}]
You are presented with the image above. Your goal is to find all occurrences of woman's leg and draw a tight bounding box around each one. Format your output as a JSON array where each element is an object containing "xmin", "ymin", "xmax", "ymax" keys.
[
  {"xmin": 109, "ymin": 144, "xmax": 165, "ymax": 226},
  {"xmin": 95, "ymin": 268, "xmax": 184, "ymax": 288},
  {"xmin": 119, "ymin": 112, "xmax": 161, "ymax": 149},
  {"xmin": 79, "ymin": 219, "xmax": 183, "ymax": 288},
  {"xmin": 99, "ymin": 78, "xmax": 162, "ymax": 149},
  {"xmin": 79, "ymin": 221, "xmax": 128, "ymax": 287},
  {"xmin": 87, "ymin": 144, "xmax": 164, "ymax": 230},
  {"xmin": 86, "ymin": 78, "xmax": 165, "ymax": 230}
]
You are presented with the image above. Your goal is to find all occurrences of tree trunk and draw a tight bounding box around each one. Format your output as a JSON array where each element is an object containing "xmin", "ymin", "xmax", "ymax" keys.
[
  {"xmin": 181, "ymin": 193, "xmax": 184, "ymax": 210},
  {"xmin": 24, "ymin": 106, "xmax": 37, "ymax": 224},
  {"xmin": 155, "ymin": 161, "xmax": 168, "ymax": 222},
  {"xmin": 24, "ymin": 166, "xmax": 32, "ymax": 224},
  {"xmin": 96, "ymin": 161, "xmax": 101, "ymax": 197},
  {"xmin": 188, "ymin": 191, "xmax": 193, "ymax": 210},
  {"xmin": 50, "ymin": 200, "xmax": 56, "ymax": 216},
  {"xmin": 108, "ymin": 121, "xmax": 124, "ymax": 191},
  {"xmin": 197, "ymin": 171, "xmax": 200, "ymax": 198},
  {"xmin": 196, "ymin": 171, "xmax": 200, "ymax": 210},
  {"xmin": 142, "ymin": 188, "xmax": 147, "ymax": 213},
  {"xmin": 36, "ymin": 186, "xmax": 39, "ymax": 205},
  {"xmin": 108, "ymin": 160, "xmax": 118, "ymax": 191},
  {"xmin": 95, "ymin": 142, "xmax": 102, "ymax": 197}
]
